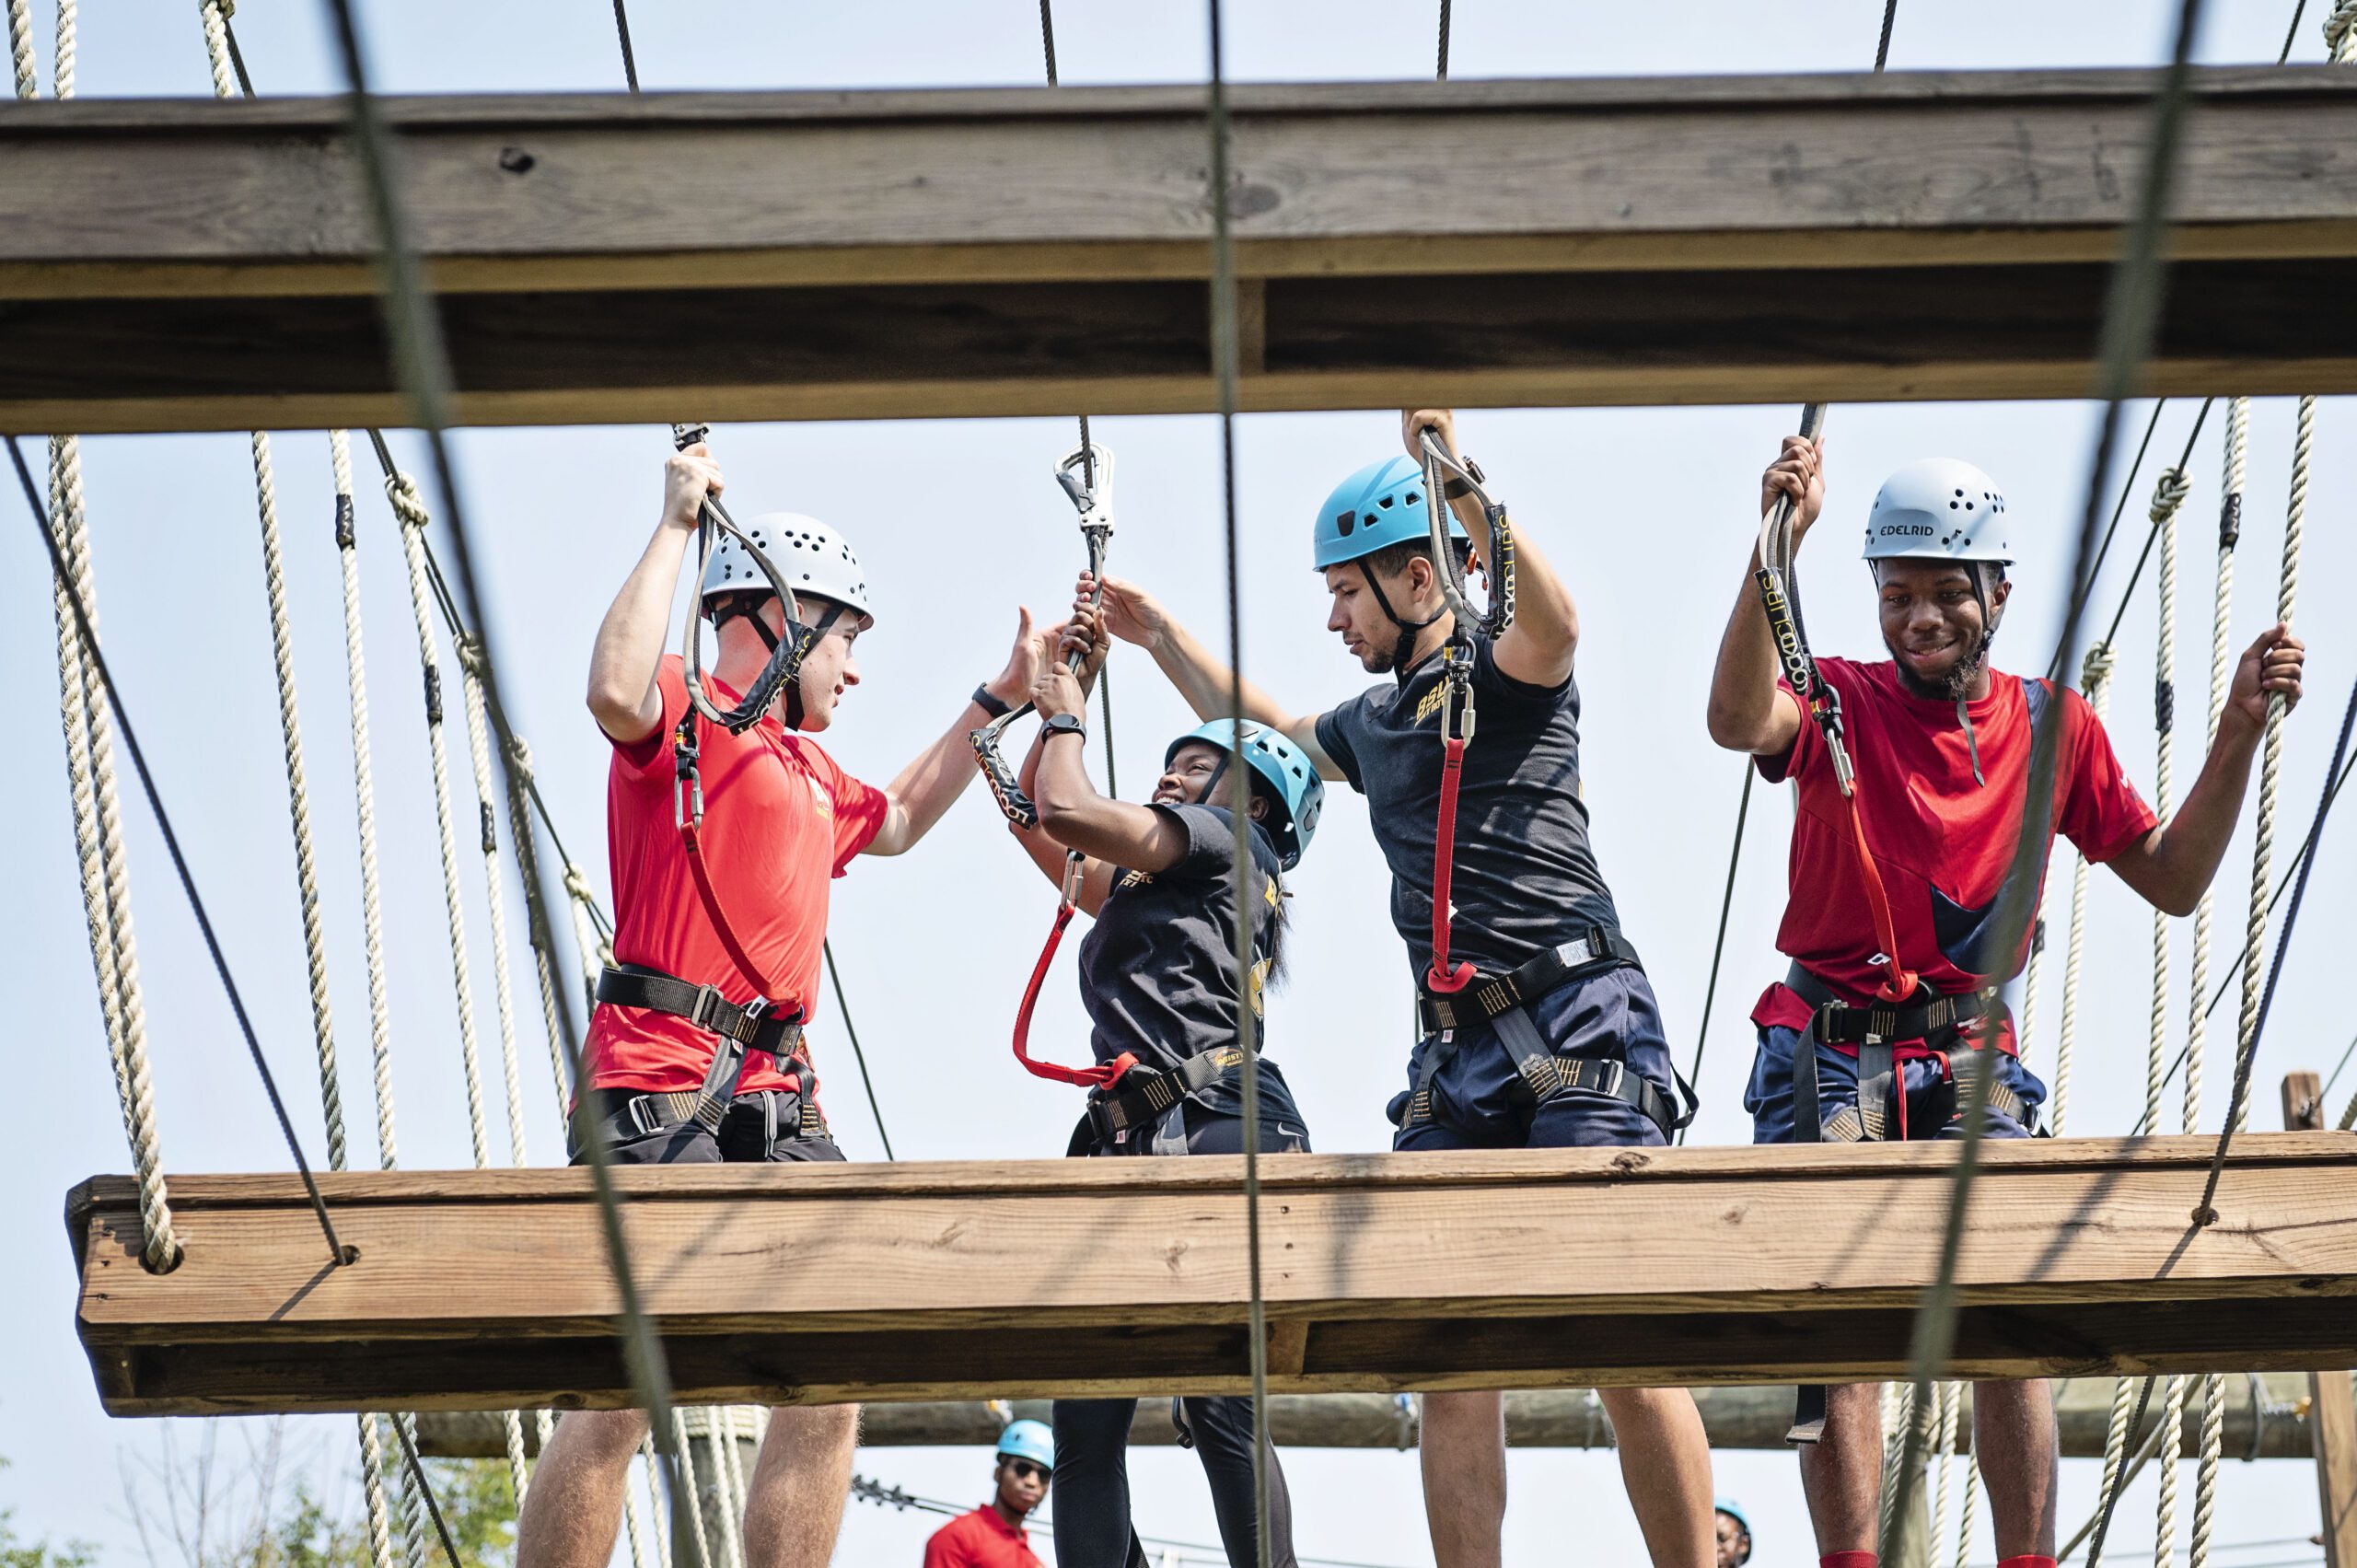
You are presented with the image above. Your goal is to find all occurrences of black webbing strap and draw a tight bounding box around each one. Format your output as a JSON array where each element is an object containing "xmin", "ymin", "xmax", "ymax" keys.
[
  {"xmin": 1087, "ymin": 1046, "xmax": 1245, "ymax": 1142},
  {"xmin": 594, "ymin": 963, "xmax": 810, "ymax": 1133},
  {"xmin": 1418, "ymin": 925, "xmax": 1643, "ymax": 1034},
  {"xmin": 1789, "ymin": 960, "xmax": 2006, "ymax": 1049},
  {"xmin": 1492, "ymin": 1009, "xmax": 1691, "ymax": 1140}
]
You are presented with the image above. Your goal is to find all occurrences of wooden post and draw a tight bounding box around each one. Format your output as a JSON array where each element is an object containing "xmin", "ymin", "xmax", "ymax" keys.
[{"xmin": 2285, "ymin": 1072, "xmax": 2357, "ymax": 1568}]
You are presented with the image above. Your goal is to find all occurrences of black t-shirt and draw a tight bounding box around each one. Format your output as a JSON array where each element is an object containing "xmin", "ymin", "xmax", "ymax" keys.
[
  {"xmin": 1315, "ymin": 633, "xmax": 1623, "ymax": 979},
  {"xmin": 1075, "ymin": 803, "xmax": 1300, "ymax": 1121}
]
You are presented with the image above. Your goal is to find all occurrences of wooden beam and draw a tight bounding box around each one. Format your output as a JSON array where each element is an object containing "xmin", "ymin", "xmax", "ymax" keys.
[
  {"xmin": 65, "ymin": 1134, "xmax": 2357, "ymax": 1417},
  {"xmin": 2285, "ymin": 1074, "xmax": 2357, "ymax": 1568},
  {"xmin": 414, "ymin": 1376, "xmax": 2324, "ymax": 1458},
  {"xmin": 4, "ymin": 67, "xmax": 2356, "ymax": 432}
]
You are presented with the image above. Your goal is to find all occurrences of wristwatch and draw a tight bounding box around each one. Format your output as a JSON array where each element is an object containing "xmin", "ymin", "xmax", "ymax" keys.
[{"xmin": 1042, "ymin": 713, "xmax": 1087, "ymax": 742}]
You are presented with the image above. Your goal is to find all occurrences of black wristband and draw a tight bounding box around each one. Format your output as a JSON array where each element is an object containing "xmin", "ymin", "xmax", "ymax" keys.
[
  {"xmin": 972, "ymin": 682, "xmax": 1013, "ymax": 720},
  {"xmin": 1043, "ymin": 713, "xmax": 1087, "ymax": 743}
]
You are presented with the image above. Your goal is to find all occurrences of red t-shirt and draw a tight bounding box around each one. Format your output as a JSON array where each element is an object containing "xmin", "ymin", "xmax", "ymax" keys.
[
  {"xmin": 1749, "ymin": 657, "xmax": 2157, "ymax": 1054},
  {"xmin": 923, "ymin": 1506, "xmax": 1044, "ymax": 1568},
  {"xmin": 582, "ymin": 656, "xmax": 888, "ymax": 1097}
]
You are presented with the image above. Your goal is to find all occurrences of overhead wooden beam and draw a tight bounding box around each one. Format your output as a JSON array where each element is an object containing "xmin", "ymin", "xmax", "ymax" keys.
[
  {"xmin": 66, "ymin": 1134, "xmax": 2357, "ymax": 1417},
  {"xmin": 5, "ymin": 66, "xmax": 2356, "ymax": 432},
  {"xmin": 415, "ymin": 1376, "xmax": 2324, "ymax": 1458}
]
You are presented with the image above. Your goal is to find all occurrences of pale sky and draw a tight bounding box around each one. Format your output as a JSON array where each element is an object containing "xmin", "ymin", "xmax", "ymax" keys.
[{"xmin": 4, "ymin": 2, "xmax": 2353, "ymax": 1565}]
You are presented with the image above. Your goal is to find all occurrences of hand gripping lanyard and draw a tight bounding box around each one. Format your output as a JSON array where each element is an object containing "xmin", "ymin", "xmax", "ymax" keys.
[
  {"xmin": 1009, "ymin": 852, "xmax": 1138, "ymax": 1089},
  {"xmin": 1413, "ymin": 426, "xmax": 1515, "ymax": 998},
  {"xmin": 971, "ymin": 441, "xmax": 1115, "ymax": 828},
  {"xmin": 666, "ymin": 423, "xmax": 816, "ymax": 1012},
  {"xmin": 1751, "ymin": 406, "xmax": 1918, "ymax": 1006}
]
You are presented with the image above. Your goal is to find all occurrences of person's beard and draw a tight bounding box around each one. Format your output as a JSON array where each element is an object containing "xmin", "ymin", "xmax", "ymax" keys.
[{"xmin": 1887, "ymin": 628, "xmax": 1988, "ymax": 702}]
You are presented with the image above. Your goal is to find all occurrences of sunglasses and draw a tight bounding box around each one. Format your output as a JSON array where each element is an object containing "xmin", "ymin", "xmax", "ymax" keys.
[{"xmin": 1004, "ymin": 1458, "xmax": 1051, "ymax": 1482}]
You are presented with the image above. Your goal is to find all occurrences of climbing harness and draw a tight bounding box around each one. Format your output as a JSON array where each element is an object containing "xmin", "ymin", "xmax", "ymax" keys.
[
  {"xmin": 669, "ymin": 424, "xmax": 827, "ymax": 737},
  {"xmin": 1410, "ymin": 425, "xmax": 1515, "ymax": 998},
  {"xmin": 970, "ymin": 439, "xmax": 1116, "ymax": 828}
]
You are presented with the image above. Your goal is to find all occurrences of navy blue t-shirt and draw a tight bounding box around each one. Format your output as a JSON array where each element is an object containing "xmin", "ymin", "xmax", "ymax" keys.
[
  {"xmin": 1315, "ymin": 633, "xmax": 1623, "ymax": 979},
  {"xmin": 1075, "ymin": 803, "xmax": 1301, "ymax": 1121}
]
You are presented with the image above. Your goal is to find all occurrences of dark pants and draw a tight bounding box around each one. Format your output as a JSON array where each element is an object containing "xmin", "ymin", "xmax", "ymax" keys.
[
  {"xmin": 1052, "ymin": 1104, "xmax": 1304, "ymax": 1568},
  {"xmin": 570, "ymin": 1087, "xmax": 845, "ymax": 1165}
]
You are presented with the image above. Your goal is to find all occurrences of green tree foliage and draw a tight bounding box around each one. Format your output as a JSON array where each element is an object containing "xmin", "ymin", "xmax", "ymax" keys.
[{"xmin": 1, "ymin": 1457, "xmax": 98, "ymax": 1568}]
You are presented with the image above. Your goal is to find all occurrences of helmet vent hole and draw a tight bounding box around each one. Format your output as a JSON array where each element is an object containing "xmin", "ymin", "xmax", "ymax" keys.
[{"xmin": 1377, "ymin": 496, "xmax": 1393, "ymax": 509}]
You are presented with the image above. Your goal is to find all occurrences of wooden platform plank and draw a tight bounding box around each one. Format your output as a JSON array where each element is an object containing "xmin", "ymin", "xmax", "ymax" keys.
[
  {"xmin": 65, "ymin": 1135, "xmax": 2357, "ymax": 1416},
  {"xmin": 4, "ymin": 67, "xmax": 2355, "ymax": 429}
]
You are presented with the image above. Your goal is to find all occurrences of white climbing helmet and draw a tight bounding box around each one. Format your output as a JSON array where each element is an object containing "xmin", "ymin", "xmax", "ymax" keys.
[
  {"xmin": 701, "ymin": 512, "xmax": 875, "ymax": 627},
  {"xmin": 1861, "ymin": 458, "xmax": 2014, "ymax": 567}
]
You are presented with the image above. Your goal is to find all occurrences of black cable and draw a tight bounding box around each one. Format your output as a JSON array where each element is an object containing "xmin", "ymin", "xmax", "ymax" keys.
[
  {"xmin": 611, "ymin": 0, "xmax": 643, "ymax": 91},
  {"xmin": 2095, "ymin": 399, "xmax": 2215, "ymax": 656},
  {"xmin": 1880, "ymin": 0, "xmax": 2210, "ymax": 1551},
  {"xmin": 391, "ymin": 1418, "xmax": 468, "ymax": 1568},
  {"xmin": 2279, "ymin": 0, "xmax": 2312, "ymax": 63},
  {"xmin": 1039, "ymin": 0, "xmax": 1061, "ymax": 84},
  {"xmin": 2131, "ymin": 744, "xmax": 2357, "ymax": 1135},
  {"xmin": 2192, "ymin": 663, "xmax": 2357, "ymax": 1223},
  {"xmin": 314, "ymin": 0, "xmax": 690, "ymax": 1514},
  {"xmin": 821, "ymin": 939, "xmax": 894, "ymax": 1160},
  {"xmin": 2317, "ymin": 1026, "xmax": 2357, "ymax": 1109},
  {"xmin": 10, "ymin": 436, "xmax": 348, "ymax": 1272},
  {"xmin": 1678, "ymin": 763, "xmax": 1753, "ymax": 1144},
  {"xmin": 1874, "ymin": 0, "xmax": 1901, "ymax": 70},
  {"xmin": 1436, "ymin": 0, "xmax": 1453, "ymax": 78},
  {"xmin": 220, "ymin": 10, "xmax": 258, "ymax": 97},
  {"xmin": 2044, "ymin": 399, "xmax": 2170, "ymax": 684},
  {"xmin": 2081, "ymin": 1376, "xmax": 2160, "ymax": 1568}
]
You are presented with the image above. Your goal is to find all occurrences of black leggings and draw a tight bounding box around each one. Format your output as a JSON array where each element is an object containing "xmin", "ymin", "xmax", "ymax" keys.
[{"xmin": 1052, "ymin": 1104, "xmax": 1304, "ymax": 1568}]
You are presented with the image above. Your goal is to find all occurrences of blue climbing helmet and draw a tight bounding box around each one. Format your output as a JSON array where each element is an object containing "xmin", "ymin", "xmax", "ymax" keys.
[
  {"xmin": 1166, "ymin": 719, "xmax": 1325, "ymax": 872},
  {"xmin": 1714, "ymin": 1499, "xmax": 1752, "ymax": 1538},
  {"xmin": 1312, "ymin": 455, "xmax": 1468, "ymax": 570},
  {"xmin": 996, "ymin": 1419, "xmax": 1055, "ymax": 1470}
]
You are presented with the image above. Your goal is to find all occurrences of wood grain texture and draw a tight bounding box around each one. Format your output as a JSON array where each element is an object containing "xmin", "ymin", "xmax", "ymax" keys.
[
  {"xmin": 3, "ymin": 67, "xmax": 2356, "ymax": 427},
  {"xmin": 65, "ymin": 1135, "xmax": 2357, "ymax": 1415}
]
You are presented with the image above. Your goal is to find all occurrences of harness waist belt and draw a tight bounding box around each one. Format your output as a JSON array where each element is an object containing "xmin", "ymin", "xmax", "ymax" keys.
[
  {"xmin": 1418, "ymin": 925, "xmax": 1642, "ymax": 1034},
  {"xmin": 1087, "ymin": 1047, "xmax": 1247, "ymax": 1141},
  {"xmin": 597, "ymin": 964, "xmax": 807, "ymax": 1059},
  {"xmin": 1783, "ymin": 961, "xmax": 2006, "ymax": 1048}
]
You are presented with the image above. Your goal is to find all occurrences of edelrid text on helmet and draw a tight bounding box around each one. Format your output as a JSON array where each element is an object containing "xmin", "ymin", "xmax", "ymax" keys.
[
  {"xmin": 1312, "ymin": 456, "xmax": 1468, "ymax": 571},
  {"xmin": 702, "ymin": 512, "xmax": 877, "ymax": 626},
  {"xmin": 1862, "ymin": 458, "xmax": 2013, "ymax": 567}
]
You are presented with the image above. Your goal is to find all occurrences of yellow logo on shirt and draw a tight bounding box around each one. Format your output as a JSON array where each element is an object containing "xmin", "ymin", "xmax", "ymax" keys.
[{"xmin": 1411, "ymin": 683, "xmax": 1448, "ymax": 726}]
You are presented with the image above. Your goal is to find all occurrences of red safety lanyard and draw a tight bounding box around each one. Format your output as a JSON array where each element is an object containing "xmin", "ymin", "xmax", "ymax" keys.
[
  {"xmin": 1424, "ymin": 646, "xmax": 1479, "ymax": 996},
  {"xmin": 670, "ymin": 713, "xmax": 818, "ymax": 1103},
  {"xmin": 1804, "ymin": 689, "xmax": 1919, "ymax": 1005},
  {"xmin": 1010, "ymin": 853, "xmax": 1137, "ymax": 1089}
]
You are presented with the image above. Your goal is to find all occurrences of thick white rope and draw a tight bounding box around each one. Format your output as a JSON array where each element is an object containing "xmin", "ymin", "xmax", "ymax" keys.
[
  {"xmin": 384, "ymin": 471, "xmax": 493, "ymax": 1168},
  {"xmin": 1880, "ymin": 1379, "xmax": 1919, "ymax": 1544},
  {"xmin": 1929, "ymin": 1380, "xmax": 1962, "ymax": 1560},
  {"xmin": 2015, "ymin": 900, "xmax": 2049, "ymax": 1063},
  {"xmin": 455, "ymin": 635, "xmax": 531, "ymax": 1172},
  {"xmin": 2230, "ymin": 398, "xmax": 2308, "ymax": 1136},
  {"xmin": 621, "ymin": 1441, "xmax": 656, "ymax": 1568},
  {"xmin": 504, "ymin": 736, "xmax": 577, "ymax": 1116},
  {"xmin": 2189, "ymin": 1373, "xmax": 2225, "ymax": 1568},
  {"xmin": 708, "ymin": 1408, "xmax": 749, "ymax": 1568},
  {"xmin": 330, "ymin": 432, "xmax": 402, "ymax": 1170},
  {"xmin": 356, "ymin": 1413, "xmax": 397, "ymax": 1568},
  {"xmin": 21, "ymin": 0, "xmax": 178, "ymax": 1275},
  {"xmin": 390, "ymin": 1411, "xmax": 431, "ymax": 1568},
  {"xmin": 1953, "ymin": 1411, "xmax": 1980, "ymax": 1568},
  {"xmin": 640, "ymin": 1432, "xmax": 673, "ymax": 1568},
  {"xmin": 2091, "ymin": 1376, "xmax": 2142, "ymax": 1568},
  {"xmin": 248, "ymin": 426, "xmax": 352, "ymax": 1167},
  {"xmin": 2049, "ymin": 643, "xmax": 2116, "ymax": 1134},
  {"xmin": 2154, "ymin": 1373, "xmax": 2189, "ymax": 1567},
  {"xmin": 671, "ymin": 1408, "xmax": 717, "ymax": 1568},
  {"xmin": 2145, "ymin": 466, "xmax": 2191, "ymax": 1137}
]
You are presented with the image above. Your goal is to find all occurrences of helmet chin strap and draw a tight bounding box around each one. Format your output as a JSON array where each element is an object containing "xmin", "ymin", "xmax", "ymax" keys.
[
  {"xmin": 1192, "ymin": 755, "xmax": 1231, "ymax": 808},
  {"xmin": 722, "ymin": 597, "xmax": 843, "ymax": 729},
  {"xmin": 1359, "ymin": 562, "xmax": 1449, "ymax": 684}
]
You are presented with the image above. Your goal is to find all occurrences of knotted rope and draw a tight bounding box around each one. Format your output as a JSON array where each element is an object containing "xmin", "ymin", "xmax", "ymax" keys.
[{"xmin": 18, "ymin": 0, "xmax": 178, "ymax": 1278}]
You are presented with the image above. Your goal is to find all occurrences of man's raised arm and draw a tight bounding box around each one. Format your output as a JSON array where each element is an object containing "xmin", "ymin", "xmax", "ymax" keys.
[{"xmin": 1707, "ymin": 435, "xmax": 1818, "ymax": 759}]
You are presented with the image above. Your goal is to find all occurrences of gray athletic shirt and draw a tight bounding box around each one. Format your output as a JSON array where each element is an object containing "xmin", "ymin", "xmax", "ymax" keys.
[
  {"xmin": 1315, "ymin": 633, "xmax": 1624, "ymax": 980},
  {"xmin": 1074, "ymin": 803, "xmax": 1300, "ymax": 1120}
]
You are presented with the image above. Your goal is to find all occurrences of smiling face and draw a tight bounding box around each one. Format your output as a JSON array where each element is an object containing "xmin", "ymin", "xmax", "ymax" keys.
[
  {"xmin": 1875, "ymin": 558, "xmax": 2008, "ymax": 701},
  {"xmin": 1713, "ymin": 1511, "xmax": 1750, "ymax": 1568},
  {"xmin": 1155, "ymin": 740, "xmax": 1271, "ymax": 821}
]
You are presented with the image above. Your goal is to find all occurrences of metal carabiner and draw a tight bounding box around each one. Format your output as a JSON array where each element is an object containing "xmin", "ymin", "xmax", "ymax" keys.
[
  {"xmin": 1060, "ymin": 849, "xmax": 1087, "ymax": 911},
  {"xmin": 1055, "ymin": 442, "xmax": 1116, "ymax": 540}
]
